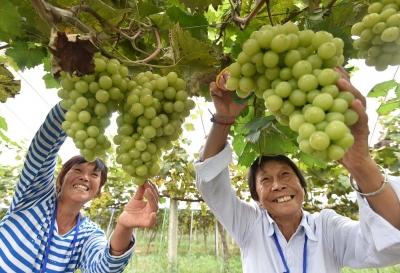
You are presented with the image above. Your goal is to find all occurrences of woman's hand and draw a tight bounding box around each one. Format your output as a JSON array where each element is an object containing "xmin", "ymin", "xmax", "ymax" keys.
[
  {"xmin": 335, "ymin": 67, "xmax": 371, "ymax": 170},
  {"xmin": 117, "ymin": 181, "xmax": 159, "ymax": 228},
  {"xmin": 211, "ymin": 70, "xmax": 247, "ymax": 119}
]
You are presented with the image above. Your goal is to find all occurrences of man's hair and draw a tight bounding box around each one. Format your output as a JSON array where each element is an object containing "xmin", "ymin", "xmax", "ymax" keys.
[
  {"xmin": 56, "ymin": 155, "xmax": 108, "ymax": 193},
  {"xmin": 247, "ymin": 155, "xmax": 307, "ymax": 201}
]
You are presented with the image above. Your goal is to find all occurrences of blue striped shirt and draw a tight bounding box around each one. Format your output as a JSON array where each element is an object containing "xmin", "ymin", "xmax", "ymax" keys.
[{"xmin": 0, "ymin": 104, "xmax": 134, "ymax": 272}]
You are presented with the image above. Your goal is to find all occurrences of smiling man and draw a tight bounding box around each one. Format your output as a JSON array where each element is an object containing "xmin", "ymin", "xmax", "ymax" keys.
[{"xmin": 195, "ymin": 69, "xmax": 400, "ymax": 273}]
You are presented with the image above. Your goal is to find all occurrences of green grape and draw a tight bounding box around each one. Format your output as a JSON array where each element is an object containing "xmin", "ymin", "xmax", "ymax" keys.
[
  {"xmin": 298, "ymin": 123, "xmax": 316, "ymax": 139},
  {"xmin": 309, "ymin": 131, "xmax": 330, "ymax": 150},
  {"xmin": 298, "ymin": 74, "xmax": 318, "ymax": 92},
  {"xmin": 326, "ymin": 112, "xmax": 345, "ymax": 122},
  {"xmin": 239, "ymin": 77, "xmax": 255, "ymax": 92},
  {"xmin": 324, "ymin": 120, "xmax": 348, "ymax": 140},
  {"xmin": 95, "ymin": 90, "xmax": 110, "ymax": 103},
  {"xmin": 241, "ymin": 63, "xmax": 256, "ymax": 77},
  {"xmin": 330, "ymin": 98, "xmax": 348, "ymax": 113},
  {"xmin": 344, "ymin": 109, "xmax": 359, "ymax": 126},
  {"xmin": 312, "ymin": 93, "xmax": 333, "ymax": 111},
  {"xmin": 335, "ymin": 132, "xmax": 354, "ymax": 149},
  {"xmin": 327, "ymin": 145, "xmax": 345, "ymax": 160},
  {"xmin": 298, "ymin": 30, "xmax": 315, "ymax": 47},
  {"xmin": 274, "ymin": 82, "xmax": 292, "ymax": 98},
  {"xmin": 304, "ymin": 106, "xmax": 325, "ymax": 124},
  {"xmin": 368, "ymin": 2, "xmax": 383, "ymax": 13},
  {"xmin": 265, "ymin": 94, "xmax": 283, "ymax": 112},
  {"xmin": 317, "ymin": 68, "xmax": 339, "ymax": 86},
  {"xmin": 75, "ymin": 97, "xmax": 89, "ymax": 109},
  {"xmin": 381, "ymin": 26, "xmax": 400, "ymax": 42},
  {"xmin": 289, "ymin": 113, "xmax": 305, "ymax": 132},
  {"xmin": 99, "ymin": 76, "xmax": 113, "ymax": 90},
  {"xmin": 263, "ymin": 51, "xmax": 280, "ymax": 68},
  {"xmin": 317, "ymin": 42, "xmax": 337, "ymax": 59},
  {"xmin": 243, "ymin": 39, "xmax": 261, "ymax": 56},
  {"xmin": 292, "ymin": 60, "xmax": 313, "ymax": 79},
  {"xmin": 270, "ymin": 34, "xmax": 290, "ymax": 53},
  {"xmin": 299, "ymin": 139, "xmax": 315, "ymax": 154},
  {"xmin": 289, "ymin": 89, "xmax": 307, "ymax": 107},
  {"xmin": 284, "ymin": 50, "xmax": 302, "ymax": 67}
]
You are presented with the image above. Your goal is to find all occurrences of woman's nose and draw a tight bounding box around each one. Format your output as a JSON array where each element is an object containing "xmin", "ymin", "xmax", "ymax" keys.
[
  {"xmin": 79, "ymin": 173, "xmax": 89, "ymax": 181},
  {"xmin": 271, "ymin": 179, "xmax": 286, "ymax": 191}
]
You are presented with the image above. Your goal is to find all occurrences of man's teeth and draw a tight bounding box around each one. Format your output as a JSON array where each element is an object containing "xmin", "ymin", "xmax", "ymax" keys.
[
  {"xmin": 73, "ymin": 184, "xmax": 89, "ymax": 191},
  {"xmin": 275, "ymin": 196, "xmax": 292, "ymax": 203}
]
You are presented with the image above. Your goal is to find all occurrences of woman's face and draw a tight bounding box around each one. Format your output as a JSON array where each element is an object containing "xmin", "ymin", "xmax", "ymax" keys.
[
  {"xmin": 255, "ymin": 160, "xmax": 304, "ymax": 219},
  {"xmin": 58, "ymin": 162, "xmax": 102, "ymax": 204}
]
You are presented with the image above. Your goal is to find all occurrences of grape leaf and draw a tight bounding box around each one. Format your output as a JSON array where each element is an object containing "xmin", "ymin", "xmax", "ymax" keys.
[
  {"xmin": 368, "ymin": 80, "xmax": 397, "ymax": 98},
  {"xmin": 0, "ymin": 64, "xmax": 21, "ymax": 102},
  {"xmin": 377, "ymin": 99, "xmax": 400, "ymax": 116},
  {"xmin": 237, "ymin": 142, "xmax": 258, "ymax": 167},
  {"xmin": 5, "ymin": 41, "xmax": 47, "ymax": 70},
  {"xmin": 166, "ymin": 7, "xmax": 208, "ymax": 39},
  {"xmin": 169, "ymin": 24, "xmax": 217, "ymax": 67},
  {"xmin": 0, "ymin": 116, "xmax": 7, "ymax": 130},
  {"xmin": 42, "ymin": 73, "xmax": 60, "ymax": 89},
  {"xmin": 0, "ymin": 0, "xmax": 23, "ymax": 40},
  {"xmin": 49, "ymin": 32, "xmax": 97, "ymax": 76}
]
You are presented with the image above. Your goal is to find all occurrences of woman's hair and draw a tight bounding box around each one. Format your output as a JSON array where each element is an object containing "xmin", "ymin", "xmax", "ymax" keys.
[
  {"xmin": 247, "ymin": 155, "xmax": 307, "ymax": 201},
  {"xmin": 56, "ymin": 155, "xmax": 108, "ymax": 194}
]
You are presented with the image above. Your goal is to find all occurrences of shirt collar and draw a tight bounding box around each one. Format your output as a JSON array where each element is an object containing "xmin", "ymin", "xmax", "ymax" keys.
[{"xmin": 264, "ymin": 209, "xmax": 318, "ymax": 241}]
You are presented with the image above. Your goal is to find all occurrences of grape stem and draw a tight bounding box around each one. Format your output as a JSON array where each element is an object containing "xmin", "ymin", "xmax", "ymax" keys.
[
  {"xmin": 229, "ymin": 0, "xmax": 267, "ymax": 29},
  {"xmin": 31, "ymin": 0, "xmax": 94, "ymax": 33}
]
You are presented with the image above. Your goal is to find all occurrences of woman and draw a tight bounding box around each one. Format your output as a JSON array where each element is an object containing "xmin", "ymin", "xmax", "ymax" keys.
[
  {"xmin": 195, "ymin": 68, "xmax": 400, "ymax": 273},
  {"xmin": 0, "ymin": 103, "xmax": 159, "ymax": 272}
]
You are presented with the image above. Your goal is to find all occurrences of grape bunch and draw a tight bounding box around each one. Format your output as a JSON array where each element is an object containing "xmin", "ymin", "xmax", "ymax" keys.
[
  {"xmin": 352, "ymin": 0, "xmax": 400, "ymax": 71},
  {"xmin": 57, "ymin": 54, "xmax": 195, "ymax": 183},
  {"xmin": 225, "ymin": 22, "xmax": 358, "ymax": 161},
  {"xmin": 113, "ymin": 71, "xmax": 194, "ymax": 185},
  {"xmin": 58, "ymin": 55, "xmax": 129, "ymax": 161}
]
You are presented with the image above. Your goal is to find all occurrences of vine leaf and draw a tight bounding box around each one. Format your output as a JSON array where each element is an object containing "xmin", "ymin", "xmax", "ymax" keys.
[
  {"xmin": 0, "ymin": 64, "xmax": 21, "ymax": 102},
  {"xmin": 5, "ymin": 41, "xmax": 47, "ymax": 70},
  {"xmin": 49, "ymin": 31, "xmax": 97, "ymax": 76},
  {"xmin": 0, "ymin": 0, "xmax": 22, "ymax": 40},
  {"xmin": 367, "ymin": 80, "xmax": 397, "ymax": 98},
  {"xmin": 170, "ymin": 24, "xmax": 217, "ymax": 66},
  {"xmin": 377, "ymin": 99, "xmax": 400, "ymax": 116}
]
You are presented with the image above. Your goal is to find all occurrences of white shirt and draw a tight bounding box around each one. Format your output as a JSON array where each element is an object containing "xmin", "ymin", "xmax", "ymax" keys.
[{"xmin": 195, "ymin": 145, "xmax": 400, "ymax": 273}]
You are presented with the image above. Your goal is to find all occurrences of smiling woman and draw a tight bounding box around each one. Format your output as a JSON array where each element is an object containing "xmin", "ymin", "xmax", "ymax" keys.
[
  {"xmin": 195, "ymin": 69, "xmax": 400, "ymax": 273},
  {"xmin": 0, "ymin": 103, "xmax": 159, "ymax": 273}
]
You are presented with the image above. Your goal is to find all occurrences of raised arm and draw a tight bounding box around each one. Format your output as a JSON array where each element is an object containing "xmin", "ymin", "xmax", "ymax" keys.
[
  {"xmin": 9, "ymin": 103, "xmax": 67, "ymax": 213},
  {"xmin": 79, "ymin": 182, "xmax": 158, "ymax": 272},
  {"xmin": 336, "ymin": 67, "xmax": 400, "ymax": 229}
]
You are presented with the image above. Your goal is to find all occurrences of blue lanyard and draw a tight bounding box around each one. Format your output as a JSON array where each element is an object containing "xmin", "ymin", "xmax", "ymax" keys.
[
  {"xmin": 272, "ymin": 231, "xmax": 308, "ymax": 273},
  {"xmin": 40, "ymin": 203, "xmax": 81, "ymax": 272}
]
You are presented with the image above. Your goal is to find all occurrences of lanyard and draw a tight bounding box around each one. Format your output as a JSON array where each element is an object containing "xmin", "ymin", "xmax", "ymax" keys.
[
  {"xmin": 40, "ymin": 203, "xmax": 81, "ymax": 272},
  {"xmin": 272, "ymin": 231, "xmax": 308, "ymax": 273}
]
